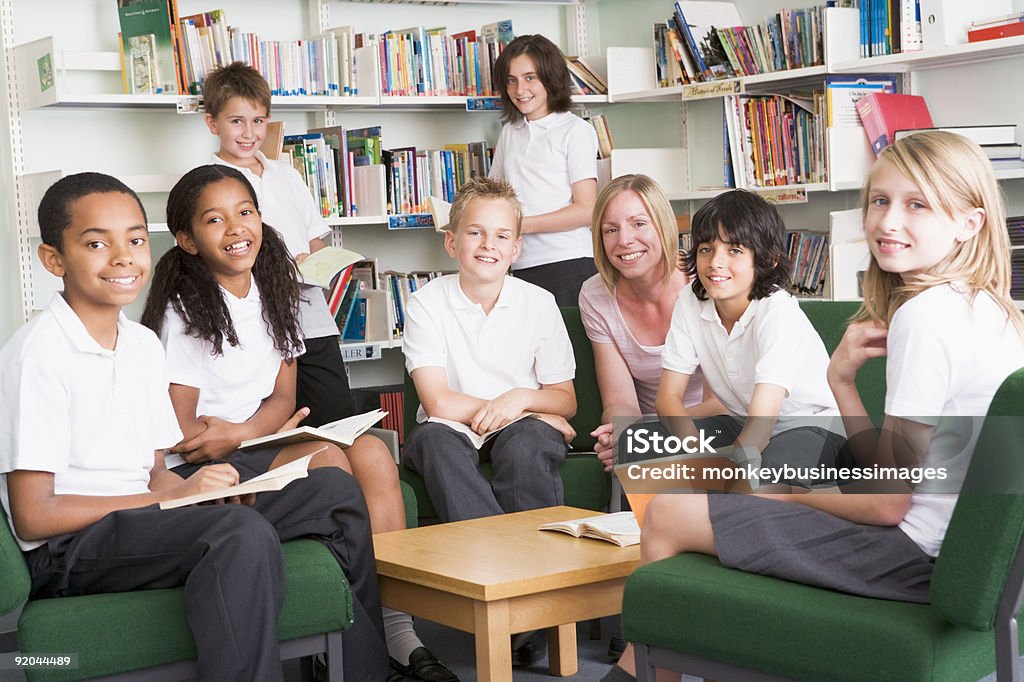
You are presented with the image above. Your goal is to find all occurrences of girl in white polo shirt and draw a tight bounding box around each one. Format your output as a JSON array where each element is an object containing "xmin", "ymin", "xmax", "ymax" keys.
[
  {"xmin": 142, "ymin": 164, "xmax": 459, "ymax": 682},
  {"xmin": 603, "ymin": 131, "xmax": 1024, "ymax": 682},
  {"xmin": 490, "ymin": 34, "xmax": 599, "ymax": 307}
]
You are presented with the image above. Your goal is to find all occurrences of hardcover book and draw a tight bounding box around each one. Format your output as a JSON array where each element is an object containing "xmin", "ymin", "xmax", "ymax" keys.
[
  {"xmin": 117, "ymin": 0, "xmax": 179, "ymax": 94},
  {"xmin": 855, "ymin": 93, "xmax": 933, "ymax": 155}
]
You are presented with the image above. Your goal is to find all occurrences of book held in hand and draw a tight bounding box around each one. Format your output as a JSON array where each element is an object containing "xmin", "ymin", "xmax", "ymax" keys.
[
  {"xmin": 426, "ymin": 414, "xmax": 533, "ymax": 449},
  {"xmin": 240, "ymin": 409, "xmax": 387, "ymax": 450},
  {"xmin": 538, "ymin": 511, "xmax": 641, "ymax": 547},
  {"xmin": 159, "ymin": 452, "xmax": 318, "ymax": 510},
  {"xmin": 297, "ymin": 247, "xmax": 364, "ymax": 289}
]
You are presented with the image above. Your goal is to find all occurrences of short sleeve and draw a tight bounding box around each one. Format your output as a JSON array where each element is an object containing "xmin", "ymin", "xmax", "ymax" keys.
[
  {"xmin": 403, "ymin": 293, "xmax": 447, "ymax": 372},
  {"xmin": 160, "ymin": 308, "xmax": 207, "ymax": 390},
  {"xmin": 752, "ymin": 299, "xmax": 820, "ymax": 393},
  {"xmin": 489, "ymin": 126, "xmax": 509, "ymax": 180},
  {"xmin": 661, "ymin": 295, "xmax": 699, "ymax": 375},
  {"xmin": 564, "ymin": 119, "xmax": 599, "ymax": 185},
  {"xmin": 578, "ymin": 281, "xmax": 613, "ymax": 344},
  {"xmin": 533, "ymin": 297, "xmax": 576, "ymax": 385},
  {"xmin": 885, "ymin": 303, "xmax": 953, "ymax": 417},
  {"xmin": 0, "ymin": 359, "xmax": 71, "ymax": 474}
]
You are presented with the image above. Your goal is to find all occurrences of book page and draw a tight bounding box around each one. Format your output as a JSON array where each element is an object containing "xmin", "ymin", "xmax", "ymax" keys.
[
  {"xmin": 240, "ymin": 408, "xmax": 387, "ymax": 450},
  {"xmin": 426, "ymin": 414, "xmax": 533, "ymax": 449},
  {"xmin": 298, "ymin": 247, "xmax": 365, "ymax": 288},
  {"xmin": 159, "ymin": 452, "xmax": 318, "ymax": 510},
  {"xmin": 538, "ymin": 512, "xmax": 640, "ymax": 546}
]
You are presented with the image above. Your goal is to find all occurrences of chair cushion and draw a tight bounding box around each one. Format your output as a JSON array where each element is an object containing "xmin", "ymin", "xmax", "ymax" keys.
[
  {"xmin": 18, "ymin": 539, "xmax": 351, "ymax": 682},
  {"xmin": 623, "ymin": 554, "xmax": 1009, "ymax": 682},
  {"xmin": 400, "ymin": 453, "xmax": 610, "ymax": 521}
]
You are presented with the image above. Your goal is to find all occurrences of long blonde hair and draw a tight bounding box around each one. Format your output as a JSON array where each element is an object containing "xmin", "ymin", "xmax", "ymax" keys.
[
  {"xmin": 856, "ymin": 131, "xmax": 1024, "ymax": 335},
  {"xmin": 591, "ymin": 174, "xmax": 679, "ymax": 293}
]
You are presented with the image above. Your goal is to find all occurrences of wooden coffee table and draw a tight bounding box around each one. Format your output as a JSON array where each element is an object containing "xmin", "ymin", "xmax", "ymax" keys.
[{"xmin": 373, "ymin": 506, "xmax": 641, "ymax": 681}]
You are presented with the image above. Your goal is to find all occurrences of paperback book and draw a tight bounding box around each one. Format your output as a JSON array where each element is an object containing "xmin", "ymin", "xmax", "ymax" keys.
[
  {"xmin": 239, "ymin": 409, "xmax": 387, "ymax": 450},
  {"xmin": 538, "ymin": 511, "xmax": 641, "ymax": 547},
  {"xmin": 160, "ymin": 451, "xmax": 318, "ymax": 510}
]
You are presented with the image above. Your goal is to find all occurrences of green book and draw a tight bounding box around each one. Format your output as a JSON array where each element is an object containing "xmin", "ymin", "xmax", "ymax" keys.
[{"xmin": 117, "ymin": 0, "xmax": 179, "ymax": 95}]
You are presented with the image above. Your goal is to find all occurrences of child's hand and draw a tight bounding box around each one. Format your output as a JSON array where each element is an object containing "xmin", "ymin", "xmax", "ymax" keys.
[
  {"xmin": 294, "ymin": 252, "xmax": 310, "ymax": 264},
  {"xmin": 171, "ymin": 416, "xmax": 245, "ymax": 463},
  {"xmin": 278, "ymin": 407, "xmax": 310, "ymax": 432},
  {"xmin": 471, "ymin": 389, "xmax": 529, "ymax": 434},
  {"xmin": 533, "ymin": 414, "xmax": 577, "ymax": 444},
  {"xmin": 174, "ymin": 463, "xmax": 239, "ymax": 500},
  {"xmin": 828, "ymin": 321, "xmax": 888, "ymax": 389},
  {"xmin": 591, "ymin": 423, "xmax": 616, "ymax": 472}
]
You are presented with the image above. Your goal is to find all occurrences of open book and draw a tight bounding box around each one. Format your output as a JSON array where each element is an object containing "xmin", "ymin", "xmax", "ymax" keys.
[
  {"xmin": 538, "ymin": 511, "xmax": 640, "ymax": 547},
  {"xmin": 159, "ymin": 451, "xmax": 317, "ymax": 510},
  {"xmin": 428, "ymin": 195, "xmax": 451, "ymax": 233},
  {"xmin": 426, "ymin": 414, "xmax": 532, "ymax": 449},
  {"xmin": 297, "ymin": 246, "xmax": 365, "ymax": 289},
  {"xmin": 240, "ymin": 409, "xmax": 387, "ymax": 450}
]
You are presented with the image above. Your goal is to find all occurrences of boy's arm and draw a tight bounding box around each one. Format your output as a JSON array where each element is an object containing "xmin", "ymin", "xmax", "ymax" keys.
[
  {"xmin": 8, "ymin": 463, "xmax": 240, "ymax": 542},
  {"xmin": 732, "ymin": 383, "xmax": 787, "ymax": 453},
  {"xmin": 411, "ymin": 366, "xmax": 488, "ymax": 424},
  {"xmin": 147, "ymin": 450, "xmax": 184, "ymax": 492},
  {"xmin": 656, "ymin": 368, "xmax": 699, "ymax": 440},
  {"xmin": 521, "ymin": 179, "xmax": 597, "ymax": 235},
  {"xmin": 170, "ymin": 360, "xmax": 297, "ymax": 462},
  {"xmin": 471, "ymin": 380, "xmax": 576, "ymax": 434}
]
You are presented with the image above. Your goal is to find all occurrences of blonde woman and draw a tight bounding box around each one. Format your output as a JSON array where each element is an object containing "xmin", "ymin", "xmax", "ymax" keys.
[{"xmin": 578, "ymin": 174, "xmax": 717, "ymax": 471}]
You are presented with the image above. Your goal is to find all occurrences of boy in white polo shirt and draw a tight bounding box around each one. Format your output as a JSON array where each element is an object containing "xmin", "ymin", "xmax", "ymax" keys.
[
  {"xmin": 402, "ymin": 176, "xmax": 578, "ymax": 523},
  {"xmin": 0, "ymin": 173, "xmax": 385, "ymax": 680}
]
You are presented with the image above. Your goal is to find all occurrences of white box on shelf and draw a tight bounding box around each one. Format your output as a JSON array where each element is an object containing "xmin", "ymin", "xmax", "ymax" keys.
[
  {"xmin": 829, "ymin": 208, "xmax": 871, "ymax": 301},
  {"xmin": 823, "ymin": 8, "xmax": 861, "ymax": 71},
  {"xmin": 919, "ymin": 0, "xmax": 1013, "ymax": 48},
  {"xmin": 606, "ymin": 47, "xmax": 658, "ymax": 98},
  {"xmin": 610, "ymin": 148, "xmax": 687, "ymax": 197},
  {"xmin": 827, "ymin": 127, "xmax": 875, "ymax": 191},
  {"xmin": 16, "ymin": 37, "xmax": 60, "ymax": 109}
]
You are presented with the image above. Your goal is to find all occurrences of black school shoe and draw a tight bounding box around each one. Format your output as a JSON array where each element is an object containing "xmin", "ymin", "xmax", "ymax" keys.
[
  {"xmin": 511, "ymin": 630, "xmax": 548, "ymax": 667},
  {"xmin": 388, "ymin": 647, "xmax": 460, "ymax": 682}
]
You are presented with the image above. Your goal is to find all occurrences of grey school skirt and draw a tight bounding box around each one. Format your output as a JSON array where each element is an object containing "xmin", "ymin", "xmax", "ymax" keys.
[{"xmin": 708, "ymin": 494, "xmax": 935, "ymax": 603}]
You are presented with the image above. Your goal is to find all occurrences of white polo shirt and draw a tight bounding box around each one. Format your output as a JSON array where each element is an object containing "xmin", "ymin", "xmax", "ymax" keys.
[
  {"xmin": 489, "ymin": 111, "xmax": 598, "ymax": 269},
  {"xmin": 0, "ymin": 294, "xmax": 183, "ymax": 551},
  {"xmin": 160, "ymin": 280, "xmax": 301, "ymax": 448},
  {"xmin": 887, "ymin": 284, "xmax": 1024, "ymax": 557},
  {"xmin": 403, "ymin": 274, "xmax": 575, "ymax": 422},
  {"xmin": 212, "ymin": 151, "xmax": 338, "ymax": 340},
  {"xmin": 662, "ymin": 287, "xmax": 839, "ymax": 434}
]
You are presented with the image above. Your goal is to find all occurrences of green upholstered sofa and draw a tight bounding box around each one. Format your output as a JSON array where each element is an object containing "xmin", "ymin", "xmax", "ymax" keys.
[
  {"xmin": 0, "ymin": 484, "xmax": 418, "ymax": 681},
  {"xmin": 398, "ymin": 300, "xmax": 882, "ymax": 524},
  {"xmin": 625, "ymin": 368, "xmax": 1024, "ymax": 682}
]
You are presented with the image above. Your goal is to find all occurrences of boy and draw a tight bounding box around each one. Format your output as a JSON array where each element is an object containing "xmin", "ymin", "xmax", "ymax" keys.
[
  {"xmin": 202, "ymin": 64, "xmax": 454, "ymax": 682},
  {"xmin": 402, "ymin": 176, "xmax": 578, "ymax": 523},
  {"xmin": 0, "ymin": 173, "xmax": 387, "ymax": 681},
  {"xmin": 202, "ymin": 61, "xmax": 352, "ymax": 429}
]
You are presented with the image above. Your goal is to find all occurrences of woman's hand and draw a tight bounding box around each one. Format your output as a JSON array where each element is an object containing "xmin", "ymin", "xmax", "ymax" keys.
[{"xmin": 591, "ymin": 423, "xmax": 616, "ymax": 472}]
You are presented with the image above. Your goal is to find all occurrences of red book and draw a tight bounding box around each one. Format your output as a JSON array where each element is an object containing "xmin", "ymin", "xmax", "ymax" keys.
[
  {"xmin": 968, "ymin": 21, "xmax": 1024, "ymax": 43},
  {"xmin": 855, "ymin": 93, "xmax": 934, "ymax": 156}
]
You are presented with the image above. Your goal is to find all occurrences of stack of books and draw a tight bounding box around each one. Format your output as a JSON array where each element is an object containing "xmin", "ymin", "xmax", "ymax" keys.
[
  {"xmin": 968, "ymin": 11, "xmax": 1024, "ymax": 43},
  {"xmin": 859, "ymin": 0, "xmax": 923, "ymax": 57},
  {"xmin": 786, "ymin": 231, "xmax": 830, "ymax": 297}
]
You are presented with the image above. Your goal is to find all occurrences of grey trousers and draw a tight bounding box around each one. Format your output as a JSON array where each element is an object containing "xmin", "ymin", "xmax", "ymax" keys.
[
  {"xmin": 402, "ymin": 418, "xmax": 568, "ymax": 521},
  {"xmin": 26, "ymin": 468, "xmax": 387, "ymax": 682}
]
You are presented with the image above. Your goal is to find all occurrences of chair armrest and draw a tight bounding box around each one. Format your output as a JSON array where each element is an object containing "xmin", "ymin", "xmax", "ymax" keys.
[{"xmin": 366, "ymin": 427, "xmax": 400, "ymax": 464}]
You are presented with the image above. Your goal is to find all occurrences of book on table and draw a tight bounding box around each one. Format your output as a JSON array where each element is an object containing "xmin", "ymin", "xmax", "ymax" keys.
[
  {"xmin": 425, "ymin": 414, "xmax": 533, "ymax": 449},
  {"xmin": 538, "ymin": 511, "xmax": 641, "ymax": 547},
  {"xmin": 159, "ymin": 451, "xmax": 318, "ymax": 510},
  {"xmin": 239, "ymin": 409, "xmax": 388, "ymax": 450}
]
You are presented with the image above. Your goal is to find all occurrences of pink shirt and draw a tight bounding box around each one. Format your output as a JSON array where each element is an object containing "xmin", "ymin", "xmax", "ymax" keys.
[{"xmin": 578, "ymin": 275, "xmax": 703, "ymax": 414}]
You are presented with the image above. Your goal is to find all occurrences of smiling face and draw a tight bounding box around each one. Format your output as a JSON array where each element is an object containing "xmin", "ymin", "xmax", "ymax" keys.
[
  {"xmin": 38, "ymin": 191, "xmax": 151, "ymax": 318},
  {"xmin": 445, "ymin": 197, "xmax": 521, "ymax": 286},
  {"xmin": 600, "ymin": 190, "xmax": 665, "ymax": 280},
  {"xmin": 205, "ymin": 96, "xmax": 269, "ymax": 169},
  {"xmin": 865, "ymin": 159, "xmax": 983, "ymax": 283},
  {"xmin": 505, "ymin": 54, "xmax": 550, "ymax": 122},
  {"xmin": 695, "ymin": 227, "xmax": 756, "ymax": 317},
  {"xmin": 177, "ymin": 178, "xmax": 263, "ymax": 292}
]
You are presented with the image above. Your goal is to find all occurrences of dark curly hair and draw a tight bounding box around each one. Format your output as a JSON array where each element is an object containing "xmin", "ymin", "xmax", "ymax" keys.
[
  {"xmin": 38, "ymin": 172, "xmax": 147, "ymax": 252},
  {"xmin": 141, "ymin": 165, "xmax": 303, "ymax": 359},
  {"xmin": 688, "ymin": 189, "xmax": 791, "ymax": 301},
  {"xmin": 493, "ymin": 34, "xmax": 573, "ymax": 124}
]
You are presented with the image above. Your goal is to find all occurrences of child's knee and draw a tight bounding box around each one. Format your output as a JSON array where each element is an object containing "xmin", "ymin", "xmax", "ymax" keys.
[{"xmin": 311, "ymin": 443, "xmax": 352, "ymax": 473}]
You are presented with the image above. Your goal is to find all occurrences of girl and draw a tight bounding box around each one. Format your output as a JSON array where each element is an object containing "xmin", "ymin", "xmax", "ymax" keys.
[
  {"xmin": 142, "ymin": 165, "xmax": 458, "ymax": 682},
  {"xmin": 654, "ymin": 189, "xmax": 847, "ymax": 483},
  {"xmin": 489, "ymin": 34, "xmax": 599, "ymax": 306},
  {"xmin": 604, "ymin": 131, "xmax": 1024, "ymax": 682},
  {"xmin": 579, "ymin": 174, "xmax": 715, "ymax": 471}
]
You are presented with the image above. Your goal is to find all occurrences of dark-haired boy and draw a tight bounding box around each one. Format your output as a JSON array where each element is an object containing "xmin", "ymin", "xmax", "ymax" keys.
[{"xmin": 0, "ymin": 173, "xmax": 387, "ymax": 681}]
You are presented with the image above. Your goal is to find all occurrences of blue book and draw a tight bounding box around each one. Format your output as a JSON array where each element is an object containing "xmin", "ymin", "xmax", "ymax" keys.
[
  {"xmin": 673, "ymin": 3, "xmax": 709, "ymax": 81},
  {"xmin": 860, "ymin": 0, "xmax": 870, "ymax": 58},
  {"xmin": 342, "ymin": 296, "xmax": 367, "ymax": 341}
]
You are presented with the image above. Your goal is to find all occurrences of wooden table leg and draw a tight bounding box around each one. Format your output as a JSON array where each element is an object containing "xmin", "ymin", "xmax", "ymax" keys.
[
  {"xmin": 473, "ymin": 599, "xmax": 511, "ymax": 682},
  {"xmin": 547, "ymin": 622, "xmax": 578, "ymax": 676}
]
